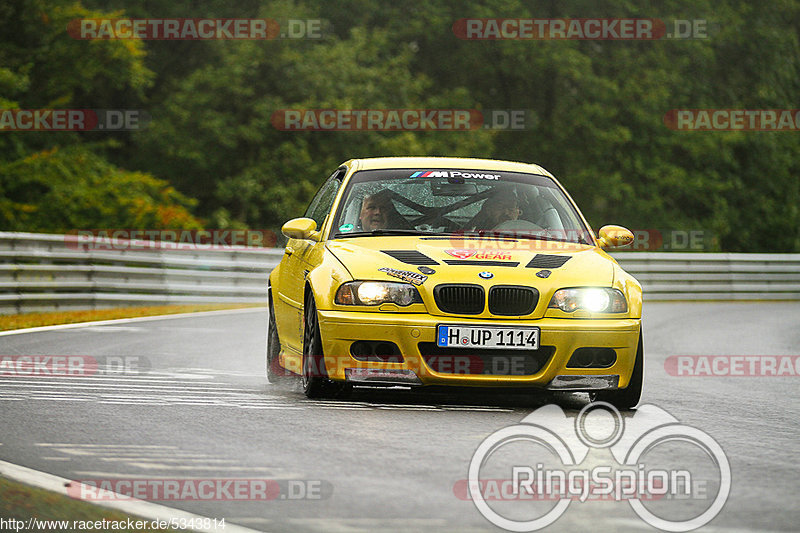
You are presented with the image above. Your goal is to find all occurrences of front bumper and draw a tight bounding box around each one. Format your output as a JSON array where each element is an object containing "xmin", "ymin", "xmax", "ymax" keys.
[{"xmin": 316, "ymin": 310, "xmax": 640, "ymax": 390}]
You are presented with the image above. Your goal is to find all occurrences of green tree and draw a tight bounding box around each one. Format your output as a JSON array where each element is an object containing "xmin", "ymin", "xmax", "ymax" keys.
[
  {"xmin": 133, "ymin": 4, "xmax": 494, "ymax": 228},
  {"xmin": 0, "ymin": 0, "xmax": 205, "ymax": 233},
  {"xmin": 0, "ymin": 144, "xmax": 201, "ymax": 232}
]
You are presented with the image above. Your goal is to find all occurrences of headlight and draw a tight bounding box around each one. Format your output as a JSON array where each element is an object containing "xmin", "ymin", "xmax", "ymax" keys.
[
  {"xmin": 335, "ymin": 281, "xmax": 423, "ymax": 306},
  {"xmin": 548, "ymin": 288, "xmax": 627, "ymax": 313}
]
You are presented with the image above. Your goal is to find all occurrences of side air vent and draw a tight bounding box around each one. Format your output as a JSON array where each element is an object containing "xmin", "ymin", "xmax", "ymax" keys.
[
  {"xmin": 381, "ymin": 250, "xmax": 439, "ymax": 265},
  {"xmin": 525, "ymin": 254, "xmax": 571, "ymax": 269}
]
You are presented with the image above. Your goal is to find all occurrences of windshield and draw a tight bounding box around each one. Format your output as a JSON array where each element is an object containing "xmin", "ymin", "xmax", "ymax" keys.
[{"xmin": 330, "ymin": 169, "xmax": 593, "ymax": 244}]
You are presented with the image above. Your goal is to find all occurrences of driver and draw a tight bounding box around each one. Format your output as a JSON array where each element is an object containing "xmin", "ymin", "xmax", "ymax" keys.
[{"xmin": 358, "ymin": 191, "xmax": 393, "ymax": 231}]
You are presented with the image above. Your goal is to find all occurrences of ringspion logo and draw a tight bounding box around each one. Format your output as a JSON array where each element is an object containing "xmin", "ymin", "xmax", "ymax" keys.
[{"xmin": 463, "ymin": 403, "xmax": 730, "ymax": 531}]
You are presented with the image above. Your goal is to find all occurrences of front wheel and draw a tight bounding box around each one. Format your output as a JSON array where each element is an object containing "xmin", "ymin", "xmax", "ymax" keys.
[
  {"xmin": 594, "ymin": 328, "xmax": 644, "ymax": 410},
  {"xmin": 302, "ymin": 295, "xmax": 350, "ymax": 399}
]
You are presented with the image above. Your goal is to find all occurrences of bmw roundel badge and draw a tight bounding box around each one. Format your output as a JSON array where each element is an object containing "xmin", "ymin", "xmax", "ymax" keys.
[{"xmin": 478, "ymin": 271, "xmax": 494, "ymax": 279}]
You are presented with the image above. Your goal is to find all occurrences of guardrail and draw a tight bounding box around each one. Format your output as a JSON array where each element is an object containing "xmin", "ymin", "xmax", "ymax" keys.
[
  {"xmin": 1, "ymin": 232, "xmax": 798, "ymax": 314},
  {"xmin": 612, "ymin": 252, "xmax": 800, "ymax": 300},
  {"xmin": 0, "ymin": 232, "xmax": 282, "ymax": 314}
]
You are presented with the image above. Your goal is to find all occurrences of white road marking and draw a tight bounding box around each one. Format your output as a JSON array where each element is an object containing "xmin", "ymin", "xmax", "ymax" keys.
[
  {"xmin": 1, "ymin": 371, "xmax": 516, "ymax": 412},
  {"xmin": 96, "ymin": 457, "xmax": 237, "ymax": 464},
  {"xmin": 0, "ymin": 458, "xmax": 264, "ymax": 533},
  {"xmin": 71, "ymin": 471, "xmax": 176, "ymax": 478},
  {"xmin": 126, "ymin": 464, "xmax": 286, "ymax": 472},
  {"xmin": 231, "ymin": 518, "xmax": 273, "ymax": 526},
  {"xmin": 30, "ymin": 397, "xmax": 92, "ymax": 401},
  {"xmin": 36, "ymin": 444, "xmax": 178, "ymax": 448},
  {"xmin": 72, "ymin": 470, "xmax": 305, "ymax": 479},
  {"xmin": 285, "ymin": 518, "xmax": 453, "ymax": 532},
  {"xmin": 605, "ymin": 518, "xmax": 786, "ymax": 533},
  {"xmin": 35, "ymin": 444, "xmax": 298, "ymax": 481},
  {"xmin": 0, "ymin": 381, "xmax": 253, "ymax": 392},
  {"xmin": 75, "ymin": 326, "xmax": 146, "ymax": 332},
  {"xmin": 238, "ymin": 405, "xmax": 303, "ymax": 409}
]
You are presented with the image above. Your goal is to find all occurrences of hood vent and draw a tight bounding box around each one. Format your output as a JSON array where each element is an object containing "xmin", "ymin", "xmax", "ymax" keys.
[
  {"xmin": 525, "ymin": 254, "xmax": 571, "ymax": 269},
  {"xmin": 381, "ymin": 250, "xmax": 439, "ymax": 265},
  {"xmin": 444, "ymin": 260, "xmax": 520, "ymax": 267}
]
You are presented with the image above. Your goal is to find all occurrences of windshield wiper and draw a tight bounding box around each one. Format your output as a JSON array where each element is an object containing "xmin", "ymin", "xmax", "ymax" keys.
[{"xmin": 334, "ymin": 229, "xmax": 433, "ymax": 238}]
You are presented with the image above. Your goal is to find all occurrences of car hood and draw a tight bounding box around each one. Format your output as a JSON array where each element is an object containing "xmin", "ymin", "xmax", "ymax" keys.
[{"xmin": 326, "ymin": 236, "xmax": 616, "ymax": 318}]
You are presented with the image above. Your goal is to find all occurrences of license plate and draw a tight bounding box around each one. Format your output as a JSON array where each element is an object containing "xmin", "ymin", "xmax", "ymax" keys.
[{"xmin": 436, "ymin": 325, "xmax": 539, "ymax": 350}]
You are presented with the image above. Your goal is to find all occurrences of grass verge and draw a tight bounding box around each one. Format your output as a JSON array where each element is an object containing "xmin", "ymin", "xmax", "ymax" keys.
[
  {"xmin": 0, "ymin": 304, "xmax": 263, "ymax": 332},
  {"xmin": 0, "ymin": 476, "xmax": 180, "ymax": 532}
]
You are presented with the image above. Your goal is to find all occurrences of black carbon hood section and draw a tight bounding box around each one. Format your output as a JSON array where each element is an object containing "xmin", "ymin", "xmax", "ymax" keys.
[
  {"xmin": 525, "ymin": 254, "xmax": 571, "ymax": 269},
  {"xmin": 443, "ymin": 260, "xmax": 520, "ymax": 267},
  {"xmin": 381, "ymin": 250, "xmax": 439, "ymax": 265}
]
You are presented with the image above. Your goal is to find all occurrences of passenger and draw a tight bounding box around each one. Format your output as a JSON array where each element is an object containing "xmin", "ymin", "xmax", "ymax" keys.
[{"xmin": 469, "ymin": 194, "xmax": 522, "ymax": 230}]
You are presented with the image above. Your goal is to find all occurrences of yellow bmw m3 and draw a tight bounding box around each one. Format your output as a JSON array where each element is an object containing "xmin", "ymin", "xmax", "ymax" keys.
[{"xmin": 267, "ymin": 157, "xmax": 643, "ymax": 408}]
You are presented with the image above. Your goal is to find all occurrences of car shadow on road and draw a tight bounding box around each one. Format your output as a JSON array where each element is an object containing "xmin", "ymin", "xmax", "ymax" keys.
[
  {"xmin": 267, "ymin": 380, "xmax": 592, "ymax": 411},
  {"xmin": 350, "ymin": 386, "xmax": 591, "ymax": 411}
]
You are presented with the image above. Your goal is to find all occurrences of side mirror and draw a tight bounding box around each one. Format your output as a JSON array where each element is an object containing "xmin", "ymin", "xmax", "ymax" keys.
[
  {"xmin": 597, "ymin": 225, "xmax": 634, "ymax": 249},
  {"xmin": 281, "ymin": 218, "xmax": 320, "ymax": 241}
]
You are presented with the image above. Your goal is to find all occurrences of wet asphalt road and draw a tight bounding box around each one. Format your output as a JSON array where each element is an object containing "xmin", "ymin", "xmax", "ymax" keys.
[{"xmin": 0, "ymin": 303, "xmax": 798, "ymax": 532}]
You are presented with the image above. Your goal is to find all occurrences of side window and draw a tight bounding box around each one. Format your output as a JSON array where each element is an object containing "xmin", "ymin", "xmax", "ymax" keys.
[{"xmin": 304, "ymin": 168, "xmax": 345, "ymax": 229}]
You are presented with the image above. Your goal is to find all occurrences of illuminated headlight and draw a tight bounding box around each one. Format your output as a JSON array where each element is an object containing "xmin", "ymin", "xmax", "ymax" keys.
[
  {"xmin": 548, "ymin": 288, "xmax": 627, "ymax": 313},
  {"xmin": 335, "ymin": 281, "xmax": 423, "ymax": 306}
]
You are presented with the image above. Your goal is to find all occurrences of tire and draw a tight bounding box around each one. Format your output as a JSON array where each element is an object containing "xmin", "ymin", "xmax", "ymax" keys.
[
  {"xmin": 267, "ymin": 295, "xmax": 292, "ymax": 385},
  {"xmin": 302, "ymin": 294, "xmax": 350, "ymax": 399},
  {"xmin": 595, "ymin": 328, "xmax": 644, "ymax": 410}
]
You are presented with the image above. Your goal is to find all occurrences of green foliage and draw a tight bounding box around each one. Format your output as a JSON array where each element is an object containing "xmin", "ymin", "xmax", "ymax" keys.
[
  {"xmin": 133, "ymin": 15, "xmax": 494, "ymax": 227},
  {"xmin": 2, "ymin": 0, "xmax": 798, "ymax": 251},
  {"xmin": 0, "ymin": 145, "xmax": 201, "ymax": 232}
]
